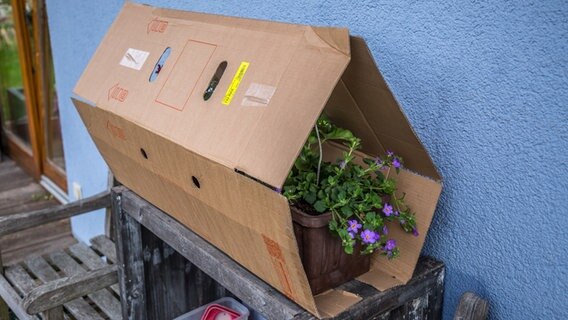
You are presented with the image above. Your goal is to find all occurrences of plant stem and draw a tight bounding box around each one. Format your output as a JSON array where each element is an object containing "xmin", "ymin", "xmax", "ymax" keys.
[{"xmin": 315, "ymin": 124, "xmax": 323, "ymax": 185}]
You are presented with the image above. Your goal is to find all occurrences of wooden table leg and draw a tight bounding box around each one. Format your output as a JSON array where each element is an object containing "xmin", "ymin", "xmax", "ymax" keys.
[{"xmin": 113, "ymin": 189, "xmax": 147, "ymax": 320}]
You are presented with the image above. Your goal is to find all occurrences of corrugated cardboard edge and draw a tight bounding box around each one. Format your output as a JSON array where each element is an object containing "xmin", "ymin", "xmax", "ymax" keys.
[
  {"xmin": 315, "ymin": 289, "xmax": 362, "ymax": 318},
  {"xmin": 331, "ymin": 36, "xmax": 442, "ymax": 181}
]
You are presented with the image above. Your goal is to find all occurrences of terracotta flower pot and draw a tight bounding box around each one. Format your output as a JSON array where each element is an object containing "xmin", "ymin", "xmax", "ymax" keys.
[{"xmin": 291, "ymin": 206, "xmax": 371, "ymax": 295}]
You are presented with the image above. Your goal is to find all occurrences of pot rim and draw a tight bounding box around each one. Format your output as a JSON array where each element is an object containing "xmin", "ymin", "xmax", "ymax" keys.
[{"xmin": 290, "ymin": 205, "xmax": 332, "ymax": 228}]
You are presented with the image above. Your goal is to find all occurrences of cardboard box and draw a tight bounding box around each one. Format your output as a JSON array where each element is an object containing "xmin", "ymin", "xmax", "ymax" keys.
[{"xmin": 73, "ymin": 3, "xmax": 442, "ymax": 318}]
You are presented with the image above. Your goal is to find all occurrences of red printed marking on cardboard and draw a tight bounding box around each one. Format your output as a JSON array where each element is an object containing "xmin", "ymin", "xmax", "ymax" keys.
[
  {"xmin": 262, "ymin": 234, "xmax": 295, "ymax": 300},
  {"xmin": 147, "ymin": 17, "xmax": 168, "ymax": 34},
  {"xmin": 106, "ymin": 120, "xmax": 126, "ymax": 140},
  {"xmin": 108, "ymin": 83, "xmax": 128, "ymax": 102}
]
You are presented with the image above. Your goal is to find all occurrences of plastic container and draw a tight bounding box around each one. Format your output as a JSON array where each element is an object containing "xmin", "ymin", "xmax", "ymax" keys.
[{"xmin": 174, "ymin": 297, "xmax": 250, "ymax": 320}]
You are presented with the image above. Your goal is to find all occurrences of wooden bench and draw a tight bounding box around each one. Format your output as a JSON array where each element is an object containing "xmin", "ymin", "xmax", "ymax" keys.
[{"xmin": 0, "ymin": 192, "xmax": 121, "ymax": 320}]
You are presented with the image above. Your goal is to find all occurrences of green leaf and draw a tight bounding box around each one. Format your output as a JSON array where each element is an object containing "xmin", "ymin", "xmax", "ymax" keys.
[
  {"xmin": 329, "ymin": 219, "xmax": 338, "ymax": 231},
  {"xmin": 340, "ymin": 205, "xmax": 353, "ymax": 216},
  {"xmin": 303, "ymin": 192, "xmax": 316, "ymax": 204},
  {"xmin": 314, "ymin": 200, "xmax": 327, "ymax": 213}
]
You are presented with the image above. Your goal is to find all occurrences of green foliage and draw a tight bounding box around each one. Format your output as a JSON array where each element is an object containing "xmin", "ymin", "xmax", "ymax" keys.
[{"xmin": 283, "ymin": 117, "xmax": 417, "ymax": 257}]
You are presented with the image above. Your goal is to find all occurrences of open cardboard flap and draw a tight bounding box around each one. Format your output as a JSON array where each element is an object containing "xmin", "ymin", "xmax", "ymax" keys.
[{"xmin": 73, "ymin": 3, "xmax": 442, "ymax": 318}]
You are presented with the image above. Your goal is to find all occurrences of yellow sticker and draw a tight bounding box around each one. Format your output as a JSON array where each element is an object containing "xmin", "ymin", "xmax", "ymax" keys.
[{"xmin": 222, "ymin": 61, "xmax": 249, "ymax": 105}]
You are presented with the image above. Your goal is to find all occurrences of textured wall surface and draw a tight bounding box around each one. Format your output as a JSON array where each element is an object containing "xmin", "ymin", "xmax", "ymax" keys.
[
  {"xmin": 46, "ymin": 0, "xmax": 123, "ymax": 242},
  {"xmin": 46, "ymin": 1, "xmax": 567, "ymax": 319}
]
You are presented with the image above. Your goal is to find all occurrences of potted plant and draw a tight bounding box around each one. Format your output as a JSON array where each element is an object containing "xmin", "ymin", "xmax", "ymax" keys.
[{"xmin": 282, "ymin": 117, "xmax": 419, "ymax": 294}]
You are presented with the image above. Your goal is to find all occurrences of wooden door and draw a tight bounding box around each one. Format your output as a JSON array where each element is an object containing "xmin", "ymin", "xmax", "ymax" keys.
[{"xmin": 0, "ymin": 0, "xmax": 66, "ymax": 191}]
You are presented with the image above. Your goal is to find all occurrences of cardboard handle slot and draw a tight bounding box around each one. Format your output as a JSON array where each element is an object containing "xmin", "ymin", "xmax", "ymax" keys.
[
  {"xmin": 149, "ymin": 47, "xmax": 171, "ymax": 82},
  {"xmin": 203, "ymin": 61, "xmax": 228, "ymax": 101},
  {"xmin": 192, "ymin": 176, "xmax": 201, "ymax": 188}
]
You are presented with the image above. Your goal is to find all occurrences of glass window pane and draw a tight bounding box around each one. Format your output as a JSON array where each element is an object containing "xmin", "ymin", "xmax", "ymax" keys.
[{"xmin": 0, "ymin": 1, "xmax": 32, "ymax": 148}]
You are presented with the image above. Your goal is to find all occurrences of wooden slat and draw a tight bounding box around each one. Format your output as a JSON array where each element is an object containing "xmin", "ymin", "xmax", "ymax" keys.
[
  {"xmin": 48, "ymin": 251, "xmax": 121, "ymax": 320},
  {"xmin": 114, "ymin": 191, "xmax": 148, "ymax": 320},
  {"xmin": 24, "ymin": 256, "xmax": 104, "ymax": 320},
  {"xmin": 68, "ymin": 243, "xmax": 107, "ymax": 269},
  {"xmin": 0, "ymin": 169, "xmax": 33, "ymax": 193},
  {"xmin": 90, "ymin": 235, "xmax": 117, "ymax": 263},
  {"xmin": 45, "ymin": 306, "xmax": 64, "ymax": 320},
  {"xmin": 0, "ymin": 274, "xmax": 35, "ymax": 320},
  {"xmin": 1, "ymin": 222, "xmax": 76, "ymax": 265},
  {"xmin": 23, "ymin": 265, "xmax": 118, "ymax": 315},
  {"xmin": 68, "ymin": 242, "xmax": 119, "ymax": 294},
  {"xmin": 0, "ymin": 191, "xmax": 110, "ymax": 237},
  {"xmin": 4, "ymin": 264, "xmax": 37, "ymax": 294},
  {"xmin": 0, "ymin": 182, "xmax": 46, "ymax": 213},
  {"xmin": 454, "ymin": 292, "xmax": 489, "ymax": 320}
]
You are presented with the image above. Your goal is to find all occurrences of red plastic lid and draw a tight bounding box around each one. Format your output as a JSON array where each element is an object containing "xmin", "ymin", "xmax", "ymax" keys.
[{"xmin": 200, "ymin": 304, "xmax": 241, "ymax": 320}]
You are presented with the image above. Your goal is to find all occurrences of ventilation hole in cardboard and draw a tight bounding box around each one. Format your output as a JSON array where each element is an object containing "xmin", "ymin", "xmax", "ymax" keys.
[
  {"xmin": 191, "ymin": 176, "xmax": 200, "ymax": 188},
  {"xmin": 203, "ymin": 61, "xmax": 228, "ymax": 101},
  {"xmin": 140, "ymin": 148, "xmax": 148, "ymax": 159},
  {"xmin": 149, "ymin": 47, "xmax": 171, "ymax": 82}
]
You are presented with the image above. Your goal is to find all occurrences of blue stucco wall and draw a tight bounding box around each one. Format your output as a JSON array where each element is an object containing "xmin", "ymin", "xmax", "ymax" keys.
[
  {"xmin": 45, "ymin": 1, "xmax": 121, "ymax": 243},
  {"xmin": 46, "ymin": 1, "xmax": 567, "ymax": 319}
]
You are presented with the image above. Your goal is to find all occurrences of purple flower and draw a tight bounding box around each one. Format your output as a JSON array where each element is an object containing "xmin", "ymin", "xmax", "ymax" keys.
[
  {"xmin": 412, "ymin": 228, "xmax": 419, "ymax": 237},
  {"xmin": 361, "ymin": 229, "xmax": 379, "ymax": 244},
  {"xmin": 394, "ymin": 210, "xmax": 400, "ymax": 216},
  {"xmin": 382, "ymin": 203, "xmax": 393, "ymax": 216},
  {"xmin": 382, "ymin": 225, "xmax": 389, "ymax": 235},
  {"xmin": 348, "ymin": 232, "xmax": 355, "ymax": 239},
  {"xmin": 392, "ymin": 158, "xmax": 401, "ymax": 169},
  {"xmin": 384, "ymin": 239, "xmax": 396, "ymax": 251},
  {"xmin": 274, "ymin": 187, "xmax": 282, "ymax": 193},
  {"xmin": 347, "ymin": 220, "xmax": 362, "ymax": 233},
  {"xmin": 374, "ymin": 157, "xmax": 382, "ymax": 166},
  {"xmin": 387, "ymin": 150, "xmax": 394, "ymax": 157},
  {"xmin": 339, "ymin": 160, "xmax": 346, "ymax": 169}
]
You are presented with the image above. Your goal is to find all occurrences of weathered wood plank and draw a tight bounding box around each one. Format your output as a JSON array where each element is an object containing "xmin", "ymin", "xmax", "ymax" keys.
[
  {"xmin": 24, "ymin": 256, "xmax": 104, "ymax": 320},
  {"xmin": 68, "ymin": 242, "xmax": 119, "ymax": 294},
  {"xmin": 113, "ymin": 190, "xmax": 147, "ymax": 320},
  {"xmin": 4, "ymin": 264, "xmax": 37, "ymax": 294},
  {"xmin": 141, "ymin": 226, "xmax": 229, "ymax": 319},
  {"xmin": 454, "ymin": 292, "xmax": 488, "ymax": 320},
  {"xmin": 68, "ymin": 243, "xmax": 107, "ymax": 269},
  {"xmin": 0, "ymin": 183, "xmax": 45, "ymax": 212},
  {"xmin": 117, "ymin": 186, "xmax": 305, "ymax": 319},
  {"xmin": 0, "ymin": 191, "xmax": 110, "ymax": 237},
  {"xmin": 89, "ymin": 235, "xmax": 117, "ymax": 263},
  {"xmin": 0, "ymin": 170, "xmax": 33, "ymax": 193},
  {"xmin": 48, "ymin": 251, "xmax": 121, "ymax": 320},
  {"xmin": 0, "ymin": 274, "xmax": 35, "ymax": 320},
  {"xmin": 23, "ymin": 265, "xmax": 117, "ymax": 315},
  {"xmin": 44, "ymin": 306, "xmax": 64, "ymax": 320},
  {"xmin": 1, "ymin": 222, "xmax": 76, "ymax": 266},
  {"xmin": 331, "ymin": 259, "xmax": 444, "ymax": 320}
]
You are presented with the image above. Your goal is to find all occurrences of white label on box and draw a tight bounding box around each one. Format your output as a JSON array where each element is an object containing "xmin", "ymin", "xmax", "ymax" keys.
[{"xmin": 119, "ymin": 48, "xmax": 150, "ymax": 70}]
